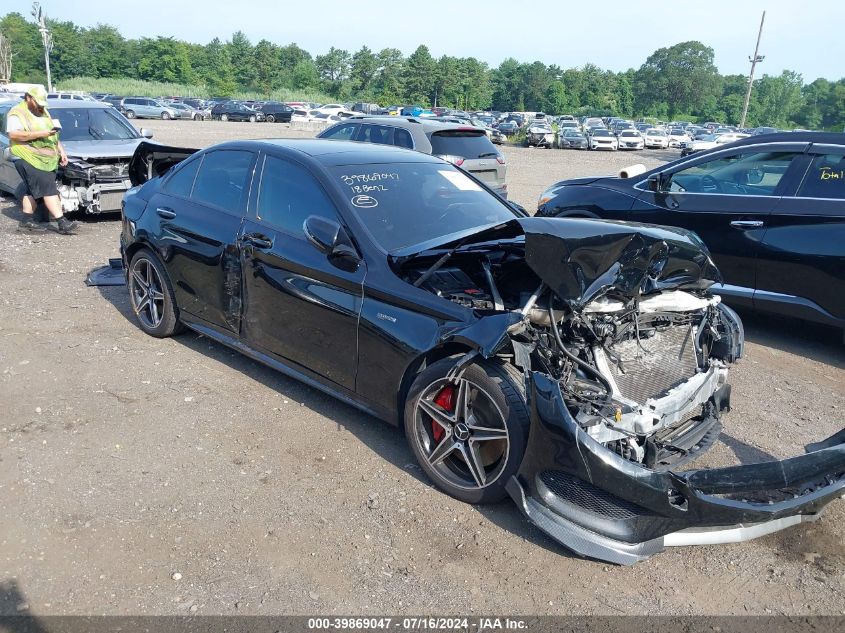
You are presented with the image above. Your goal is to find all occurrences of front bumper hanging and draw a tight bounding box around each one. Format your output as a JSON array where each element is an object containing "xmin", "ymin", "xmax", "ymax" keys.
[{"xmin": 508, "ymin": 372, "xmax": 845, "ymax": 565}]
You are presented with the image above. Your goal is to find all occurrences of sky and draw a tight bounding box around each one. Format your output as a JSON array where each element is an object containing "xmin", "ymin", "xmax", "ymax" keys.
[{"xmin": 16, "ymin": 0, "xmax": 845, "ymax": 81}]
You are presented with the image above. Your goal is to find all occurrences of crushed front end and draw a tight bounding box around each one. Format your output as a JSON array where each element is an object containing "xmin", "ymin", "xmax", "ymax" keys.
[
  {"xmin": 508, "ymin": 374, "xmax": 845, "ymax": 565},
  {"xmin": 59, "ymin": 157, "xmax": 132, "ymax": 214},
  {"xmin": 399, "ymin": 216, "xmax": 845, "ymax": 564}
]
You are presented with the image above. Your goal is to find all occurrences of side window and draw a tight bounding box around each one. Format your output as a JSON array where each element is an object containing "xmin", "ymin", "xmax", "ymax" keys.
[
  {"xmin": 256, "ymin": 156, "xmax": 338, "ymax": 235},
  {"xmin": 797, "ymin": 153, "xmax": 845, "ymax": 199},
  {"xmin": 321, "ymin": 123, "xmax": 358, "ymax": 141},
  {"xmin": 0, "ymin": 106, "xmax": 9, "ymax": 136},
  {"xmin": 394, "ymin": 128, "xmax": 413, "ymax": 149},
  {"xmin": 668, "ymin": 151, "xmax": 799, "ymax": 196},
  {"xmin": 358, "ymin": 124, "xmax": 393, "ymax": 145},
  {"xmin": 162, "ymin": 156, "xmax": 201, "ymax": 198},
  {"xmin": 192, "ymin": 150, "xmax": 254, "ymax": 214}
]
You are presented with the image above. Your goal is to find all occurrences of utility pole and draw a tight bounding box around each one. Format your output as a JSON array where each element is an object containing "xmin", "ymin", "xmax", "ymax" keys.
[
  {"xmin": 31, "ymin": 2, "xmax": 52, "ymax": 92},
  {"xmin": 739, "ymin": 10, "xmax": 765, "ymax": 129}
]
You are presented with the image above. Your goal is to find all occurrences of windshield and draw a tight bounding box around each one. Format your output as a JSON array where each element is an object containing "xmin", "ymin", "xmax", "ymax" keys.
[
  {"xmin": 593, "ymin": 129, "xmax": 612, "ymax": 137},
  {"xmin": 53, "ymin": 107, "xmax": 139, "ymax": 141},
  {"xmin": 647, "ymin": 130, "xmax": 665, "ymax": 136},
  {"xmin": 330, "ymin": 162, "xmax": 517, "ymax": 253},
  {"xmin": 621, "ymin": 131, "xmax": 639, "ymax": 137},
  {"xmin": 563, "ymin": 130, "xmax": 583, "ymax": 137}
]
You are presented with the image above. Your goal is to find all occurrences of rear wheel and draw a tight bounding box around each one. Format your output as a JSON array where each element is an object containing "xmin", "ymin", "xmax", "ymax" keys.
[
  {"xmin": 221, "ymin": 114, "xmax": 228, "ymax": 122},
  {"xmin": 404, "ymin": 358, "xmax": 529, "ymax": 504},
  {"xmin": 125, "ymin": 110, "xmax": 136, "ymax": 119},
  {"xmin": 265, "ymin": 114, "xmax": 275, "ymax": 123},
  {"xmin": 128, "ymin": 249, "xmax": 184, "ymax": 338},
  {"xmin": 249, "ymin": 115, "xmax": 256, "ymax": 123},
  {"xmin": 161, "ymin": 112, "xmax": 171, "ymax": 120}
]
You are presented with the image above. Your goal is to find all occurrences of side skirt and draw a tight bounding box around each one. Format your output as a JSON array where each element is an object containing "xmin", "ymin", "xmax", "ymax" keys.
[{"xmin": 181, "ymin": 316, "xmax": 391, "ymax": 423}]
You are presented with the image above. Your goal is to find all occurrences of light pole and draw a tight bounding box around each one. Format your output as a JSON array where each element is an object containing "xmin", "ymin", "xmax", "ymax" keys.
[
  {"xmin": 31, "ymin": 2, "xmax": 53, "ymax": 92},
  {"xmin": 739, "ymin": 10, "xmax": 765, "ymax": 129}
]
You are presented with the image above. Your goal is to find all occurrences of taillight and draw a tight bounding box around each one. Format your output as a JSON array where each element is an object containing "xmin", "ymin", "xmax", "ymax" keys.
[
  {"xmin": 496, "ymin": 155, "xmax": 505, "ymax": 165},
  {"xmin": 453, "ymin": 157, "xmax": 465, "ymax": 167}
]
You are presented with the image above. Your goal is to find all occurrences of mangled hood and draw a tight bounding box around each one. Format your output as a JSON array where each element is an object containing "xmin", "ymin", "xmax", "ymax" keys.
[
  {"xmin": 517, "ymin": 217, "xmax": 721, "ymax": 308},
  {"xmin": 62, "ymin": 138, "xmax": 146, "ymax": 160},
  {"xmin": 128, "ymin": 141, "xmax": 199, "ymax": 187}
]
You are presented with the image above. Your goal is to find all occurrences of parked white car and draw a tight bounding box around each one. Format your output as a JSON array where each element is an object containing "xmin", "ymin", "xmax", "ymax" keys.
[
  {"xmin": 589, "ymin": 129, "xmax": 618, "ymax": 150},
  {"xmin": 681, "ymin": 132, "xmax": 751, "ymax": 156},
  {"xmin": 317, "ymin": 103, "xmax": 347, "ymax": 114},
  {"xmin": 617, "ymin": 130, "xmax": 644, "ymax": 150},
  {"xmin": 643, "ymin": 129, "xmax": 670, "ymax": 149},
  {"xmin": 667, "ymin": 128, "xmax": 690, "ymax": 148}
]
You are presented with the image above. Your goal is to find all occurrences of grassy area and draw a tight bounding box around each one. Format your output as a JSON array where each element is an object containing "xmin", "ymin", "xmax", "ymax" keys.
[{"xmin": 58, "ymin": 77, "xmax": 335, "ymax": 103}]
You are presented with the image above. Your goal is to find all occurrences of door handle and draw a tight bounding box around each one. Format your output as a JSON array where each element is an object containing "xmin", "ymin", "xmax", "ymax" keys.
[
  {"xmin": 240, "ymin": 233, "xmax": 273, "ymax": 249},
  {"xmin": 730, "ymin": 220, "xmax": 764, "ymax": 229},
  {"xmin": 156, "ymin": 207, "xmax": 176, "ymax": 219}
]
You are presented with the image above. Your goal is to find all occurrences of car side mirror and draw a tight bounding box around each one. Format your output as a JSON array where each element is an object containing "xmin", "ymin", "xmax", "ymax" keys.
[
  {"xmin": 139, "ymin": 128, "xmax": 153, "ymax": 139},
  {"xmin": 304, "ymin": 215, "xmax": 360, "ymax": 272},
  {"xmin": 647, "ymin": 173, "xmax": 663, "ymax": 192}
]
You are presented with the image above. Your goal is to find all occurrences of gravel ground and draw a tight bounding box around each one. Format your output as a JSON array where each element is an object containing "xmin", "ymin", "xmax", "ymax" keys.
[{"xmin": 0, "ymin": 119, "xmax": 843, "ymax": 617}]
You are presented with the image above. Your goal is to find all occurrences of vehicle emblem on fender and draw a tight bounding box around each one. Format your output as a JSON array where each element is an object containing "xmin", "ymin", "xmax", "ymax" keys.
[{"xmin": 351, "ymin": 194, "xmax": 378, "ymax": 208}]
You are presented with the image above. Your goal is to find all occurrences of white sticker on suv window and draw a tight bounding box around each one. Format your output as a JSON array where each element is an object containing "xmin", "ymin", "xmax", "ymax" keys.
[{"xmin": 438, "ymin": 170, "xmax": 482, "ymax": 191}]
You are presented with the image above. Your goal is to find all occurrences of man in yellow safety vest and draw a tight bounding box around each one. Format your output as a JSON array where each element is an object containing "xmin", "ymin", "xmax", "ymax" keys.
[{"xmin": 6, "ymin": 85, "xmax": 78, "ymax": 234}]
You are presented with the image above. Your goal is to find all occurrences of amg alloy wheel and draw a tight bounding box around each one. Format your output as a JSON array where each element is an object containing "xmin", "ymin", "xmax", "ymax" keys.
[
  {"xmin": 405, "ymin": 359, "xmax": 529, "ymax": 504},
  {"xmin": 128, "ymin": 250, "xmax": 184, "ymax": 338}
]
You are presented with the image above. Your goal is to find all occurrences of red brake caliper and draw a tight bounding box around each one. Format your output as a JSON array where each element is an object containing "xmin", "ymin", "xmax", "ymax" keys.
[{"xmin": 431, "ymin": 385, "xmax": 455, "ymax": 444}]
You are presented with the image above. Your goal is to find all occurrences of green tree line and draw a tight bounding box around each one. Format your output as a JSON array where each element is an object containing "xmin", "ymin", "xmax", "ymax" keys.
[{"xmin": 2, "ymin": 12, "xmax": 843, "ymax": 129}]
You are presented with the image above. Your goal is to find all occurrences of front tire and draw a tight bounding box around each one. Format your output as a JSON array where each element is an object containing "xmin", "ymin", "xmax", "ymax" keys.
[
  {"xmin": 265, "ymin": 114, "xmax": 275, "ymax": 123},
  {"xmin": 161, "ymin": 112, "xmax": 171, "ymax": 120},
  {"xmin": 404, "ymin": 358, "xmax": 529, "ymax": 504},
  {"xmin": 125, "ymin": 110, "xmax": 136, "ymax": 119},
  {"xmin": 128, "ymin": 249, "xmax": 184, "ymax": 338},
  {"xmin": 249, "ymin": 115, "xmax": 256, "ymax": 123},
  {"xmin": 220, "ymin": 114, "xmax": 228, "ymax": 122}
]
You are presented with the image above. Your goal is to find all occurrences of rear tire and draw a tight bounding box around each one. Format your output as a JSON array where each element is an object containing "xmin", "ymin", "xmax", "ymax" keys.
[
  {"xmin": 249, "ymin": 115, "xmax": 256, "ymax": 123},
  {"xmin": 161, "ymin": 112, "xmax": 171, "ymax": 120},
  {"xmin": 128, "ymin": 249, "xmax": 185, "ymax": 338},
  {"xmin": 265, "ymin": 114, "xmax": 275, "ymax": 123},
  {"xmin": 221, "ymin": 114, "xmax": 228, "ymax": 122},
  {"xmin": 125, "ymin": 110, "xmax": 136, "ymax": 119},
  {"xmin": 404, "ymin": 358, "xmax": 529, "ymax": 504}
]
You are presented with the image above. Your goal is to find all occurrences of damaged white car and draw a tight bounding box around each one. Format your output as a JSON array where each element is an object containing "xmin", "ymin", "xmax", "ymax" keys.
[{"xmin": 0, "ymin": 98, "xmax": 151, "ymax": 214}]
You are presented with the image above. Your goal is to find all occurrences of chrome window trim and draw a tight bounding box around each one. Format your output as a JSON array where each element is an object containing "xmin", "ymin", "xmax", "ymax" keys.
[{"xmin": 633, "ymin": 142, "xmax": 810, "ymax": 193}]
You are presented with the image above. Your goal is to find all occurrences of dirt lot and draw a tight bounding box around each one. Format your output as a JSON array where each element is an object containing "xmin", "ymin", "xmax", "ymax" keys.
[{"xmin": 1, "ymin": 119, "xmax": 843, "ymax": 616}]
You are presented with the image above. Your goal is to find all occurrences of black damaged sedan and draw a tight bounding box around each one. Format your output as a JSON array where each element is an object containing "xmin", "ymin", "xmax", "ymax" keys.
[{"xmin": 120, "ymin": 139, "xmax": 845, "ymax": 565}]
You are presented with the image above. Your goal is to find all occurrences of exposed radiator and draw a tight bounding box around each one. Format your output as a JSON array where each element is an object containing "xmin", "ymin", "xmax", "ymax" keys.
[
  {"xmin": 607, "ymin": 325, "xmax": 699, "ymax": 403},
  {"xmin": 97, "ymin": 191, "xmax": 125, "ymax": 211}
]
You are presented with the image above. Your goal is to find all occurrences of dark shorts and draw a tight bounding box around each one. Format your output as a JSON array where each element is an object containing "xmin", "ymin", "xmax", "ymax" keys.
[{"xmin": 14, "ymin": 159, "xmax": 59, "ymax": 200}]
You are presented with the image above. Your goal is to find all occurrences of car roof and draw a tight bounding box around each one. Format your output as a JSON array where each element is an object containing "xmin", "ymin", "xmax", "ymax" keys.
[
  {"xmin": 346, "ymin": 116, "xmax": 481, "ymax": 133},
  {"xmin": 728, "ymin": 131, "xmax": 845, "ymax": 147},
  {"xmin": 0, "ymin": 97, "xmax": 112, "ymax": 110},
  {"xmin": 204, "ymin": 139, "xmax": 442, "ymax": 166}
]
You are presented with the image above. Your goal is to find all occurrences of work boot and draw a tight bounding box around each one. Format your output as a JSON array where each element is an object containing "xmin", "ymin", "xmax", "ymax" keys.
[
  {"xmin": 56, "ymin": 216, "xmax": 79, "ymax": 235},
  {"xmin": 18, "ymin": 216, "xmax": 47, "ymax": 233}
]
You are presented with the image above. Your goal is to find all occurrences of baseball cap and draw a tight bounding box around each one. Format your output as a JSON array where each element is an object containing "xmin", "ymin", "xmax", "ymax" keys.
[{"xmin": 26, "ymin": 85, "xmax": 48, "ymax": 107}]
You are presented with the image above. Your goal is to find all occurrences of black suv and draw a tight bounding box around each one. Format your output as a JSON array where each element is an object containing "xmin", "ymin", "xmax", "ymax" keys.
[
  {"xmin": 258, "ymin": 102, "xmax": 293, "ymax": 123},
  {"xmin": 210, "ymin": 102, "xmax": 265, "ymax": 122},
  {"xmin": 536, "ymin": 132, "xmax": 845, "ymax": 333}
]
